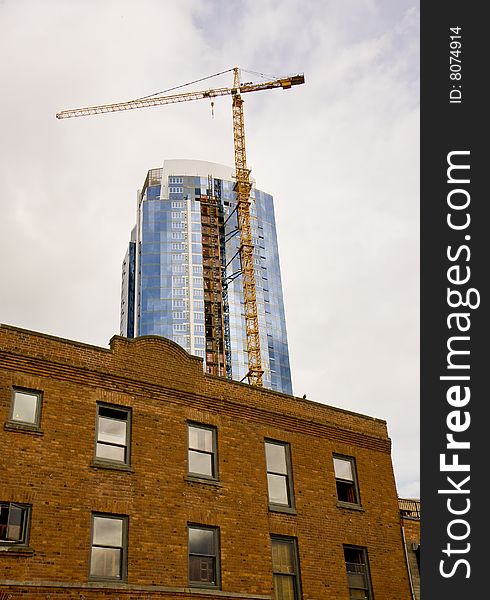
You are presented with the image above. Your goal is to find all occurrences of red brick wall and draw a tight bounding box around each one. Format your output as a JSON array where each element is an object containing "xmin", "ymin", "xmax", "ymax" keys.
[{"xmin": 0, "ymin": 325, "xmax": 412, "ymax": 599}]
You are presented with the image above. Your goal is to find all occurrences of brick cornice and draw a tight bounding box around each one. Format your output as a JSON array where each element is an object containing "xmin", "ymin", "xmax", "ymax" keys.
[{"xmin": 0, "ymin": 350, "xmax": 391, "ymax": 453}]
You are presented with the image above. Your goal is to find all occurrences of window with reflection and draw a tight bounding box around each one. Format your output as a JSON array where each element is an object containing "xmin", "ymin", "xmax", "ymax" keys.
[
  {"xmin": 188, "ymin": 525, "xmax": 220, "ymax": 588},
  {"xmin": 96, "ymin": 404, "xmax": 131, "ymax": 465},
  {"xmin": 10, "ymin": 388, "xmax": 42, "ymax": 427},
  {"xmin": 0, "ymin": 502, "xmax": 30, "ymax": 546},
  {"xmin": 271, "ymin": 536, "xmax": 301, "ymax": 600},
  {"xmin": 333, "ymin": 455, "xmax": 360, "ymax": 505},
  {"xmin": 90, "ymin": 514, "xmax": 127, "ymax": 581},
  {"xmin": 344, "ymin": 546, "xmax": 372, "ymax": 600},
  {"xmin": 188, "ymin": 423, "xmax": 217, "ymax": 479},
  {"xmin": 265, "ymin": 440, "xmax": 294, "ymax": 510}
]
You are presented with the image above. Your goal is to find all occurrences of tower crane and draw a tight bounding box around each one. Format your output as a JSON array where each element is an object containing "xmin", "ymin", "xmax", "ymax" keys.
[{"xmin": 56, "ymin": 67, "xmax": 305, "ymax": 387}]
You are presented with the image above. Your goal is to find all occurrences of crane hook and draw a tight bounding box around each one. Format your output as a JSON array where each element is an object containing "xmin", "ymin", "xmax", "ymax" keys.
[{"xmin": 211, "ymin": 101, "xmax": 214, "ymax": 119}]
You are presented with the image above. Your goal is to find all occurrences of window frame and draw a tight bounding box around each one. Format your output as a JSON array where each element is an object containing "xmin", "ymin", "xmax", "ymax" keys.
[
  {"xmin": 265, "ymin": 439, "xmax": 295, "ymax": 512},
  {"xmin": 343, "ymin": 545, "xmax": 373, "ymax": 600},
  {"xmin": 94, "ymin": 403, "xmax": 132, "ymax": 467},
  {"xmin": 89, "ymin": 512, "xmax": 128, "ymax": 582},
  {"xmin": 270, "ymin": 535, "xmax": 302, "ymax": 600},
  {"xmin": 188, "ymin": 524, "xmax": 220, "ymax": 589},
  {"xmin": 187, "ymin": 422, "xmax": 218, "ymax": 481},
  {"xmin": 9, "ymin": 387, "xmax": 42, "ymax": 429},
  {"xmin": 333, "ymin": 454, "xmax": 361, "ymax": 507},
  {"xmin": 0, "ymin": 502, "xmax": 31, "ymax": 547}
]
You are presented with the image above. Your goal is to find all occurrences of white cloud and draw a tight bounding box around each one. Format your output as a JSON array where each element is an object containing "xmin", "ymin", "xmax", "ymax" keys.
[{"xmin": 0, "ymin": 0, "xmax": 419, "ymax": 498}]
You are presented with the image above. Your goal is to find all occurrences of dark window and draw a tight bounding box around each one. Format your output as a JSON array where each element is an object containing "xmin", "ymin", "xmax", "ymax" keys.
[
  {"xmin": 265, "ymin": 440, "xmax": 294, "ymax": 510},
  {"xmin": 333, "ymin": 455, "xmax": 360, "ymax": 505},
  {"xmin": 96, "ymin": 404, "xmax": 131, "ymax": 465},
  {"xmin": 90, "ymin": 513, "xmax": 128, "ymax": 581},
  {"xmin": 271, "ymin": 536, "xmax": 301, "ymax": 600},
  {"xmin": 344, "ymin": 546, "xmax": 373, "ymax": 600},
  {"xmin": 10, "ymin": 388, "xmax": 42, "ymax": 427},
  {"xmin": 188, "ymin": 423, "xmax": 217, "ymax": 479},
  {"xmin": 188, "ymin": 525, "xmax": 220, "ymax": 588},
  {"xmin": 0, "ymin": 502, "xmax": 30, "ymax": 545}
]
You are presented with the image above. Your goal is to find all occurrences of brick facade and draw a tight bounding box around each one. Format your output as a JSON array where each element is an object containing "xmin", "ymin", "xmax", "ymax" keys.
[
  {"xmin": 0, "ymin": 324, "xmax": 412, "ymax": 599},
  {"xmin": 399, "ymin": 501, "xmax": 421, "ymax": 600}
]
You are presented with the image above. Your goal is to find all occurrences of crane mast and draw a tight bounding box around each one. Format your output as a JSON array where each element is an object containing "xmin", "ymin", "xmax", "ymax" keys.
[
  {"xmin": 231, "ymin": 67, "xmax": 262, "ymax": 386},
  {"xmin": 57, "ymin": 68, "xmax": 304, "ymax": 387}
]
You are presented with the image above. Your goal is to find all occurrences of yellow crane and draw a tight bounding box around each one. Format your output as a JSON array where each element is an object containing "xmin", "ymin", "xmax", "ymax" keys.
[{"xmin": 57, "ymin": 67, "xmax": 305, "ymax": 387}]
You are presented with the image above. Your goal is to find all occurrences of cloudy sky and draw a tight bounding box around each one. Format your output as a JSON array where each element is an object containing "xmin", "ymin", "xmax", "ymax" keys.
[{"xmin": 0, "ymin": 0, "xmax": 419, "ymax": 497}]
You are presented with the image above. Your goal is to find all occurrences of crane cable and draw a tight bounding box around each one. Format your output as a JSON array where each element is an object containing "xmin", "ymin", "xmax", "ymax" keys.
[
  {"xmin": 130, "ymin": 67, "xmax": 278, "ymax": 104},
  {"xmin": 132, "ymin": 68, "xmax": 235, "ymax": 102}
]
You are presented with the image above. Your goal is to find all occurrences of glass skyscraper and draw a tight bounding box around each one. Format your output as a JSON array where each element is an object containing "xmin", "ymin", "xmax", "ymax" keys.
[{"xmin": 120, "ymin": 159, "xmax": 292, "ymax": 395}]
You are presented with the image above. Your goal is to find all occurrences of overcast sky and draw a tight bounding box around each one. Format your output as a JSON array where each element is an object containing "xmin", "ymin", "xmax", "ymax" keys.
[{"xmin": 0, "ymin": 0, "xmax": 419, "ymax": 498}]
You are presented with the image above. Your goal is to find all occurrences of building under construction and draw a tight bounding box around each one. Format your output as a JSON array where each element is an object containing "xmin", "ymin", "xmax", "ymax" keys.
[{"xmin": 120, "ymin": 159, "xmax": 292, "ymax": 395}]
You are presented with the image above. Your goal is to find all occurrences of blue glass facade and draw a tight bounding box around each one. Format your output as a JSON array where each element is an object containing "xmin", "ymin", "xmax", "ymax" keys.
[{"xmin": 121, "ymin": 160, "xmax": 292, "ymax": 395}]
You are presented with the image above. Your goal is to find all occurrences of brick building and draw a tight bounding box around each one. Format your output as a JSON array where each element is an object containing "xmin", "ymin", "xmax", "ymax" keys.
[
  {"xmin": 0, "ymin": 324, "xmax": 412, "ymax": 599},
  {"xmin": 399, "ymin": 499, "xmax": 420, "ymax": 600}
]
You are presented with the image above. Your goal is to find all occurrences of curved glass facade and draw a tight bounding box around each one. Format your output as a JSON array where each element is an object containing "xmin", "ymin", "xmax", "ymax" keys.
[{"xmin": 121, "ymin": 159, "xmax": 292, "ymax": 395}]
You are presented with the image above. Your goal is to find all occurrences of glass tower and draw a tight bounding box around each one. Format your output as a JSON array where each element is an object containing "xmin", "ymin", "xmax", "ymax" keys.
[{"xmin": 120, "ymin": 159, "xmax": 292, "ymax": 395}]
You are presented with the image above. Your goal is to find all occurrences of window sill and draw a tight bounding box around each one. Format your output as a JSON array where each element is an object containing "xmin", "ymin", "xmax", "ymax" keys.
[
  {"xmin": 90, "ymin": 460, "xmax": 134, "ymax": 473},
  {"xmin": 0, "ymin": 545, "xmax": 35, "ymax": 555},
  {"xmin": 4, "ymin": 422, "xmax": 43, "ymax": 435},
  {"xmin": 188, "ymin": 584, "xmax": 221, "ymax": 591},
  {"xmin": 185, "ymin": 475, "xmax": 222, "ymax": 487},
  {"xmin": 268, "ymin": 505, "xmax": 297, "ymax": 516},
  {"xmin": 337, "ymin": 501, "xmax": 365, "ymax": 512}
]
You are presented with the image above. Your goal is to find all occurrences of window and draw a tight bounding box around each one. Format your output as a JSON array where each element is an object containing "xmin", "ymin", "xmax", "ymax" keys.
[
  {"xmin": 10, "ymin": 388, "xmax": 42, "ymax": 427},
  {"xmin": 0, "ymin": 502, "xmax": 30, "ymax": 546},
  {"xmin": 173, "ymin": 311, "xmax": 188, "ymax": 320},
  {"xmin": 95, "ymin": 404, "xmax": 131, "ymax": 465},
  {"xmin": 90, "ymin": 514, "xmax": 127, "ymax": 581},
  {"xmin": 188, "ymin": 525, "xmax": 220, "ymax": 588},
  {"xmin": 188, "ymin": 423, "xmax": 218, "ymax": 479},
  {"xmin": 271, "ymin": 536, "xmax": 301, "ymax": 600},
  {"xmin": 344, "ymin": 546, "xmax": 372, "ymax": 600},
  {"xmin": 265, "ymin": 440, "xmax": 294, "ymax": 510},
  {"xmin": 333, "ymin": 455, "xmax": 360, "ymax": 505}
]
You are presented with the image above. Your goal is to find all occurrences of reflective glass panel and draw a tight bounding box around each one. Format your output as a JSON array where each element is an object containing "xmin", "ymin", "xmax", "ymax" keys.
[
  {"xmin": 98, "ymin": 417, "xmax": 126, "ymax": 445},
  {"xmin": 189, "ymin": 527, "xmax": 215, "ymax": 554},
  {"xmin": 93, "ymin": 517, "xmax": 123, "ymax": 547},
  {"xmin": 267, "ymin": 473, "xmax": 289, "ymax": 505},
  {"xmin": 189, "ymin": 555, "xmax": 215, "ymax": 583},
  {"xmin": 5, "ymin": 505, "xmax": 24, "ymax": 542},
  {"xmin": 334, "ymin": 457, "xmax": 353, "ymax": 481},
  {"xmin": 272, "ymin": 539, "xmax": 295, "ymax": 573},
  {"xmin": 189, "ymin": 450, "xmax": 213, "ymax": 477},
  {"xmin": 265, "ymin": 443, "xmax": 287, "ymax": 474},
  {"xmin": 96, "ymin": 443, "xmax": 125, "ymax": 462},
  {"xmin": 273, "ymin": 575, "xmax": 296, "ymax": 600},
  {"xmin": 90, "ymin": 547, "xmax": 121, "ymax": 578},
  {"xmin": 189, "ymin": 426, "xmax": 213, "ymax": 452},
  {"xmin": 12, "ymin": 391, "xmax": 38, "ymax": 424}
]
